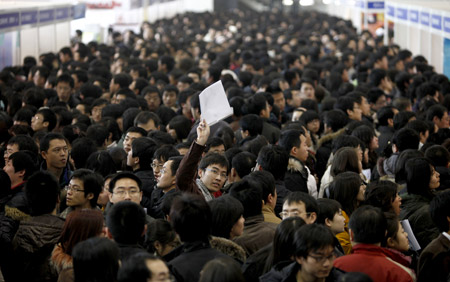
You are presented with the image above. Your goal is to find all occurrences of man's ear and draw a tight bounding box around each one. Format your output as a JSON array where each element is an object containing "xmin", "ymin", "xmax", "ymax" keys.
[
  {"xmin": 198, "ymin": 168, "xmax": 204, "ymax": 178},
  {"xmin": 17, "ymin": 169, "xmax": 26, "ymax": 179},
  {"xmin": 142, "ymin": 224, "xmax": 148, "ymax": 237},
  {"xmin": 43, "ymin": 121, "xmax": 49, "ymax": 129},
  {"xmin": 41, "ymin": 150, "xmax": 48, "ymax": 160},
  {"xmin": 135, "ymin": 157, "xmax": 140, "ymax": 165},
  {"xmin": 349, "ymin": 229, "xmax": 355, "ymax": 243},
  {"xmin": 309, "ymin": 212, "xmax": 317, "ymax": 223},
  {"xmin": 290, "ymin": 146, "xmax": 298, "ymax": 156},
  {"xmin": 324, "ymin": 218, "xmax": 332, "ymax": 228},
  {"xmin": 105, "ymin": 227, "xmax": 114, "ymax": 240},
  {"xmin": 86, "ymin": 192, "xmax": 94, "ymax": 201},
  {"xmin": 387, "ymin": 118, "xmax": 394, "ymax": 127}
]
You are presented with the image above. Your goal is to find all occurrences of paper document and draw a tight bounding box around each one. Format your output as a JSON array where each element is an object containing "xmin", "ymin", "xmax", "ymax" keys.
[
  {"xmin": 401, "ymin": 219, "xmax": 421, "ymax": 251},
  {"xmin": 199, "ymin": 81, "xmax": 234, "ymax": 126}
]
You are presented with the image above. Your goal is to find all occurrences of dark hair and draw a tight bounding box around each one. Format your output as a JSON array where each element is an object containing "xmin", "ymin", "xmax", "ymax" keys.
[
  {"xmin": 199, "ymin": 257, "xmax": 245, "ymax": 282},
  {"xmin": 284, "ymin": 192, "xmax": 318, "ymax": 214},
  {"xmin": 393, "ymin": 111, "xmax": 416, "ymax": 131},
  {"xmin": 231, "ymin": 151, "xmax": 256, "ymax": 179},
  {"xmin": 377, "ymin": 106, "xmax": 395, "ymax": 127},
  {"xmin": 109, "ymin": 171, "xmax": 142, "ymax": 193},
  {"xmin": 349, "ymin": 205, "xmax": 387, "ymax": 244},
  {"xmin": 145, "ymin": 219, "xmax": 179, "ymax": 254},
  {"xmin": 198, "ymin": 152, "xmax": 229, "ymax": 171},
  {"xmin": 85, "ymin": 151, "xmax": 117, "ymax": 177},
  {"xmin": 293, "ymin": 224, "xmax": 335, "ymax": 259},
  {"xmin": 80, "ymin": 84, "xmax": 102, "ymax": 99},
  {"xmin": 71, "ymin": 169, "xmax": 104, "ymax": 207},
  {"xmin": 70, "ymin": 137, "xmax": 98, "ymax": 169},
  {"xmin": 278, "ymin": 129, "xmax": 304, "ymax": 153},
  {"xmin": 332, "ymin": 135, "xmax": 360, "ymax": 153},
  {"xmin": 209, "ymin": 195, "xmax": 244, "ymax": 239},
  {"xmin": 39, "ymin": 132, "xmax": 66, "ymax": 152},
  {"xmin": 425, "ymin": 145, "xmax": 450, "ymax": 167},
  {"xmin": 134, "ymin": 111, "xmax": 160, "ymax": 130},
  {"xmin": 405, "ymin": 157, "xmax": 435, "ymax": 198},
  {"xmin": 368, "ymin": 69, "xmax": 387, "ymax": 87},
  {"xmin": 256, "ymin": 145, "xmax": 289, "ymax": 181},
  {"xmin": 406, "ymin": 119, "xmax": 429, "ymax": 137},
  {"xmin": 248, "ymin": 170, "xmax": 276, "ymax": 203},
  {"xmin": 72, "ymin": 237, "xmax": 119, "ymax": 282},
  {"xmin": 264, "ymin": 217, "xmax": 306, "ymax": 272},
  {"xmin": 329, "ymin": 171, "xmax": 362, "ymax": 215},
  {"xmin": 316, "ymin": 198, "xmax": 342, "ymax": 225},
  {"xmin": 85, "ymin": 125, "xmax": 109, "ymax": 149},
  {"xmin": 229, "ymin": 178, "xmax": 263, "ymax": 218},
  {"xmin": 170, "ymin": 193, "xmax": 212, "ymax": 242},
  {"xmin": 25, "ymin": 171, "xmax": 60, "ymax": 216},
  {"xmin": 59, "ymin": 209, "xmax": 104, "ymax": 255},
  {"xmin": 106, "ymin": 201, "xmax": 146, "ymax": 244},
  {"xmin": 167, "ymin": 115, "xmax": 192, "ymax": 141},
  {"xmin": 56, "ymin": 73, "xmax": 75, "ymax": 88},
  {"xmin": 205, "ymin": 137, "xmax": 225, "ymax": 153},
  {"xmin": 430, "ymin": 190, "xmax": 450, "ymax": 232},
  {"xmin": 37, "ymin": 108, "xmax": 57, "ymax": 132},
  {"xmin": 113, "ymin": 73, "xmax": 132, "ymax": 89},
  {"xmin": 382, "ymin": 212, "xmax": 401, "ymax": 248},
  {"xmin": 364, "ymin": 181, "xmax": 398, "ymax": 213},
  {"xmin": 8, "ymin": 151, "xmax": 39, "ymax": 180},
  {"xmin": 334, "ymin": 96, "xmax": 357, "ymax": 116},
  {"xmin": 323, "ymin": 110, "xmax": 348, "ymax": 132},
  {"xmin": 118, "ymin": 253, "xmax": 165, "ymax": 282},
  {"xmin": 394, "ymin": 149, "xmax": 424, "ymax": 184},
  {"xmin": 331, "ymin": 147, "xmax": 361, "ymax": 177},
  {"xmin": 243, "ymin": 93, "xmax": 267, "ymax": 116},
  {"xmin": 239, "ymin": 114, "xmax": 263, "ymax": 137},
  {"xmin": 392, "ymin": 128, "xmax": 420, "ymax": 152},
  {"xmin": 427, "ymin": 104, "xmax": 447, "ymax": 122},
  {"xmin": 131, "ymin": 137, "xmax": 158, "ymax": 170}
]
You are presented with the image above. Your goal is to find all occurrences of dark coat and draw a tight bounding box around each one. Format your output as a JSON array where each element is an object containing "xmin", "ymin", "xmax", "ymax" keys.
[
  {"xmin": 284, "ymin": 157, "xmax": 309, "ymax": 194},
  {"xmin": 260, "ymin": 261, "xmax": 345, "ymax": 282},
  {"xmin": 261, "ymin": 119, "xmax": 281, "ymax": 144},
  {"xmin": 417, "ymin": 233, "xmax": 450, "ymax": 282},
  {"xmin": 274, "ymin": 180, "xmax": 290, "ymax": 216},
  {"xmin": 149, "ymin": 188, "xmax": 176, "ymax": 219},
  {"xmin": 233, "ymin": 214, "xmax": 277, "ymax": 257},
  {"xmin": 377, "ymin": 125, "xmax": 395, "ymax": 155},
  {"xmin": 242, "ymin": 243, "xmax": 272, "ymax": 282},
  {"xmin": 134, "ymin": 169, "xmax": 156, "ymax": 211},
  {"xmin": 7, "ymin": 214, "xmax": 65, "ymax": 282},
  {"xmin": 168, "ymin": 241, "xmax": 230, "ymax": 282},
  {"xmin": 399, "ymin": 193, "xmax": 440, "ymax": 249},
  {"xmin": 436, "ymin": 166, "xmax": 450, "ymax": 191}
]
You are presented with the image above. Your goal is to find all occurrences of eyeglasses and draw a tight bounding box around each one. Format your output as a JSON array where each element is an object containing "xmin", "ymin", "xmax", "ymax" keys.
[
  {"xmin": 149, "ymin": 273, "xmax": 175, "ymax": 282},
  {"xmin": 279, "ymin": 211, "xmax": 311, "ymax": 219},
  {"xmin": 65, "ymin": 185, "xmax": 84, "ymax": 193},
  {"xmin": 205, "ymin": 168, "xmax": 227, "ymax": 178},
  {"xmin": 308, "ymin": 251, "xmax": 337, "ymax": 264},
  {"xmin": 151, "ymin": 163, "xmax": 164, "ymax": 170},
  {"xmin": 113, "ymin": 189, "xmax": 140, "ymax": 197}
]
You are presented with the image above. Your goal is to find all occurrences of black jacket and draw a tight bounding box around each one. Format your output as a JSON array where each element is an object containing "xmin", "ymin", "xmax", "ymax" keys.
[
  {"xmin": 168, "ymin": 241, "xmax": 230, "ymax": 282},
  {"xmin": 260, "ymin": 261, "xmax": 345, "ymax": 282}
]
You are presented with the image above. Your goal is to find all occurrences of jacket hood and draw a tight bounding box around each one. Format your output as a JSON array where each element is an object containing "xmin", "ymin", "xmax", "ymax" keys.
[
  {"xmin": 210, "ymin": 236, "xmax": 246, "ymax": 263},
  {"xmin": 316, "ymin": 128, "xmax": 346, "ymax": 149}
]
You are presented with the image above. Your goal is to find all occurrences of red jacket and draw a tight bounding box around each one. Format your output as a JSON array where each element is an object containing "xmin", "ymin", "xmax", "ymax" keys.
[{"xmin": 334, "ymin": 244, "xmax": 416, "ymax": 282}]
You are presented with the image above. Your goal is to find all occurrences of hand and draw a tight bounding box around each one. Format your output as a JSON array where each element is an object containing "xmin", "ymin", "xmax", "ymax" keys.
[{"xmin": 196, "ymin": 119, "xmax": 210, "ymax": 146}]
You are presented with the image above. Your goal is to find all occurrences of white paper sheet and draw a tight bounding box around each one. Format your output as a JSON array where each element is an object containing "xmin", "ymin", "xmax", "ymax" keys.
[
  {"xmin": 199, "ymin": 81, "xmax": 233, "ymax": 126},
  {"xmin": 401, "ymin": 219, "xmax": 421, "ymax": 251}
]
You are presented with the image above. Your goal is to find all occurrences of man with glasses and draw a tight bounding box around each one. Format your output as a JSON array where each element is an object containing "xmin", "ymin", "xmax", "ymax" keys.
[
  {"xmin": 280, "ymin": 192, "xmax": 318, "ymax": 224},
  {"xmin": 261, "ymin": 224, "xmax": 341, "ymax": 281},
  {"xmin": 60, "ymin": 169, "xmax": 103, "ymax": 218},
  {"xmin": 40, "ymin": 133, "xmax": 73, "ymax": 188},
  {"xmin": 176, "ymin": 119, "xmax": 228, "ymax": 201}
]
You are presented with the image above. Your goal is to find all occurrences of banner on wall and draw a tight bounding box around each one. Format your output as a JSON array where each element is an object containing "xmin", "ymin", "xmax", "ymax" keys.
[{"xmin": 444, "ymin": 38, "xmax": 450, "ymax": 79}]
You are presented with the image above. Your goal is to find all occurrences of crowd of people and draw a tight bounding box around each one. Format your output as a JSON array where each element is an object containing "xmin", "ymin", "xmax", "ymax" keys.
[{"xmin": 0, "ymin": 5, "xmax": 450, "ymax": 282}]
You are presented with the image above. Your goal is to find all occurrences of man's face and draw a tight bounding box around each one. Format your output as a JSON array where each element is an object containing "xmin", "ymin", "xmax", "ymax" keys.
[
  {"xmin": 208, "ymin": 144, "xmax": 225, "ymax": 155},
  {"xmin": 348, "ymin": 103, "xmax": 362, "ymax": 121},
  {"xmin": 127, "ymin": 148, "xmax": 138, "ymax": 169},
  {"xmin": 146, "ymin": 259, "xmax": 171, "ymax": 282},
  {"xmin": 360, "ymin": 97, "xmax": 371, "ymax": 116},
  {"xmin": 162, "ymin": 91, "xmax": 177, "ymax": 108},
  {"xmin": 157, "ymin": 160, "xmax": 175, "ymax": 191},
  {"xmin": 109, "ymin": 79, "xmax": 119, "ymax": 94},
  {"xmin": 56, "ymin": 81, "xmax": 72, "ymax": 102},
  {"xmin": 144, "ymin": 92, "xmax": 161, "ymax": 111},
  {"xmin": 123, "ymin": 132, "xmax": 143, "ymax": 153},
  {"xmin": 300, "ymin": 82, "xmax": 315, "ymax": 100},
  {"xmin": 66, "ymin": 178, "xmax": 91, "ymax": 208},
  {"xmin": 42, "ymin": 139, "xmax": 68, "ymax": 170},
  {"xmin": 152, "ymin": 158, "xmax": 164, "ymax": 181},
  {"xmin": 91, "ymin": 104, "xmax": 106, "ymax": 123},
  {"xmin": 281, "ymin": 201, "xmax": 315, "ymax": 224},
  {"xmin": 137, "ymin": 119, "xmax": 158, "ymax": 132},
  {"xmin": 4, "ymin": 143, "xmax": 19, "ymax": 164},
  {"xmin": 3, "ymin": 159, "xmax": 20, "ymax": 186},
  {"xmin": 31, "ymin": 113, "xmax": 46, "ymax": 132},
  {"xmin": 436, "ymin": 112, "xmax": 450, "ymax": 129},
  {"xmin": 198, "ymin": 164, "xmax": 227, "ymax": 192},
  {"xmin": 272, "ymin": 92, "xmax": 286, "ymax": 112},
  {"xmin": 295, "ymin": 134, "xmax": 309, "ymax": 163},
  {"xmin": 372, "ymin": 95, "xmax": 387, "ymax": 111},
  {"xmin": 296, "ymin": 246, "xmax": 335, "ymax": 280},
  {"xmin": 33, "ymin": 71, "xmax": 45, "ymax": 88},
  {"xmin": 109, "ymin": 178, "xmax": 142, "ymax": 205},
  {"xmin": 182, "ymin": 95, "xmax": 193, "ymax": 119},
  {"xmin": 328, "ymin": 209, "xmax": 346, "ymax": 235}
]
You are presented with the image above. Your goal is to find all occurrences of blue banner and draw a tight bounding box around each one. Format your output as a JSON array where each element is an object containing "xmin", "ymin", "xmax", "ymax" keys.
[
  {"xmin": 421, "ymin": 12, "xmax": 430, "ymax": 26},
  {"xmin": 444, "ymin": 38, "xmax": 450, "ymax": 78},
  {"xmin": 397, "ymin": 7, "xmax": 407, "ymax": 20},
  {"xmin": 39, "ymin": 9, "xmax": 55, "ymax": 23},
  {"xmin": 21, "ymin": 11, "xmax": 38, "ymax": 25},
  {"xmin": 409, "ymin": 10, "xmax": 419, "ymax": 23},
  {"xmin": 368, "ymin": 1, "xmax": 384, "ymax": 9},
  {"xmin": 55, "ymin": 7, "xmax": 70, "ymax": 20},
  {"xmin": 431, "ymin": 14, "xmax": 442, "ymax": 30},
  {"xmin": 0, "ymin": 13, "xmax": 20, "ymax": 29},
  {"xmin": 444, "ymin": 17, "xmax": 450, "ymax": 34},
  {"xmin": 387, "ymin": 5, "xmax": 395, "ymax": 17},
  {"xmin": 72, "ymin": 4, "xmax": 86, "ymax": 20}
]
